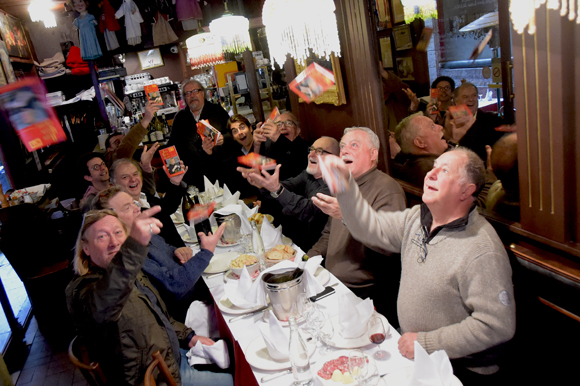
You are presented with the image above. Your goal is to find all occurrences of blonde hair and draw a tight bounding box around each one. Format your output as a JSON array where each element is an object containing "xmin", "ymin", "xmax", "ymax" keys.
[{"xmin": 73, "ymin": 209, "xmax": 127, "ymax": 276}]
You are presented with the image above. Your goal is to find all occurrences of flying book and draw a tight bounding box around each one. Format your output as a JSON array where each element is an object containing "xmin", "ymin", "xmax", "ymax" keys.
[
  {"xmin": 237, "ymin": 152, "xmax": 277, "ymax": 171},
  {"xmin": 289, "ymin": 62, "xmax": 335, "ymax": 103}
]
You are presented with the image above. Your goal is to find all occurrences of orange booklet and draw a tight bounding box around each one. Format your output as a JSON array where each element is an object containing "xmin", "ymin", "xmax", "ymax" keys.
[
  {"xmin": 237, "ymin": 152, "xmax": 277, "ymax": 171},
  {"xmin": 159, "ymin": 145, "xmax": 184, "ymax": 177},
  {"xmin": 144, "ymin": 84, "xmax": 163, "ymax": 105},
  {"xmin": 0, "ymin": 77, "xmax": 67, "ymax": 152},
  {"xmin": 448, "ymin": 104, "xmax": 473, "ymax": 119},
  {"xmin": 289, "ymin": 62, "xmax": 335, "ymax": 103},
  {"xmin": 196, "ymin": 119, "xmax": 222, "ymax": 146},
  {"xmin": 266, "ymin": 106, "xmax": 280, "ymax": 122},
  {"xmin": 187, "ymin": 202, "xmax": 216, "ymax": 224}
]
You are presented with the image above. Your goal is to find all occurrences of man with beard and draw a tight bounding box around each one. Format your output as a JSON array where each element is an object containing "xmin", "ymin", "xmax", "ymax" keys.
[
  {"xmin": 238, "ymin": 136, "xmax": 339, "ymax": 251},
  {"xmin": 308, "ymin": 127, "xmax": 406, "ymax": 326}
]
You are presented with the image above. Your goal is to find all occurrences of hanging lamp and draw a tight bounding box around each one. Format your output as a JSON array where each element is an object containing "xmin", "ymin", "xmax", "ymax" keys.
[
  {"xmin": 209, "ymin": 1, "xmax": 252, "ymax": 62},
  {"xmin": 186, "ymin": 32, "xmax": 226, "ymax": 70},
  {"xmin": 510, "ymin": 0, "xmax": 579, "ymax": 35}
]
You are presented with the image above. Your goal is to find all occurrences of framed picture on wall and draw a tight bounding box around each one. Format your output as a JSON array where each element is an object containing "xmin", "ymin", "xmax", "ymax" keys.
[
  {"xmin": 396, "ymin": 57, "xmax": 414, "ymax": 80},
  {"xmin": 0, "ymin": 13, "xmax": 32, "ymax": 59},
  {"xmin": 380, "ymin": 37, "xmax": 394, "ymax": 68},
  {"xmin": 393, "ymin": 24, "xmax": 413, "ymax": 51},
  {"xmin": 138, "ymin": 48, "xmax": 164, "ymax": 70}
]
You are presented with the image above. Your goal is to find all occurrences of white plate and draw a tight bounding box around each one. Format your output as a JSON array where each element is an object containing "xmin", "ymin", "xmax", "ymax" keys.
[
  {"xmin": 218, "ymin": 239, "xmax": 239, "ymax": 247},
  {"xmin": 245, "ymin": 332, "xmax": 315, "ymax": 371},
  {"xmin": 204, "ymin": 252, "xmax": 239, "ymax": 274},
  {"xmin": 383, "ymin": 366, "xmax": 463, "ymax": 386},
  {"xmin": 322, "ymin": 314, "xmax": 391, "ymax": 349},
  {"xmin": 217, "ymin": 295, "xmax": 264, "ymax": 315},
  {"xmin": 315, "ymin": 350, "xmax": 387, "ymax": 386},
  {"xmin": 181, "ymin": 232, "xmax": 197, "ymax": 244}
]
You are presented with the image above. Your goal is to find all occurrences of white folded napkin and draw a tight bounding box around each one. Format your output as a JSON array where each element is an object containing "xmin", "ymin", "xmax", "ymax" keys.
[
  {"xmin": 203, "ymin": 176, "xmax": 220, "ymax": 195},
  {"xmin": 337, "ymin": 292, "xmax": 374, "ymax": 339},
  {"xmin": 224, "ymin": 265, "xmax": 256, "ymax": 308},
  {"xmin": 239, "ymin": 200, "xmax": 259, "ymax": 219},
  {"xmin": 260, "ymin": 217, "xmax": 283, "ymax": 250},
  {"xmin": 186, "ymin": 340, "xmax": 230, "ymax": 369},
  {"xmin": 214, "ymin": 204, "xmax": 254, "ymax": 235},
  {"xmin": 410, "ymin": 341, "xmax": 454, "ymax": 386},
  {"xmin": 184, "ymin": 301, "xmax": 219, "ymax": 338},
  {"xmin": 220, "ymin": 191, "xmax": 240, "ymax": 207},
  {"xmin": 259, "ymin": 310, "xmax": 290, "ymax": 361},
  {"xmin": 222, "ymin": 184, "xmax": 233, "ymax": 199}
]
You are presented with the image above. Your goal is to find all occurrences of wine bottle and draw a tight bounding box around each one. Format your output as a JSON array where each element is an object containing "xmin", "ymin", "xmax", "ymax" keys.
[
  {"xmin": 161, "ymin": 113, "xmax": 171, "ymax": 139},
  {"xmin": 153, "ymin": 113, "xmax": 164, "ymax": 142},
  {"xmin": 288, "ymin": 317, "xmax": 313, "ymax": 386}
]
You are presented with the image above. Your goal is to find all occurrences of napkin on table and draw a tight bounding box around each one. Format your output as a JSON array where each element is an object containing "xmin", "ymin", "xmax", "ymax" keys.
[
  {"xmin": 259, "ymin": 310, "xmax": 290, "ymax": 361},
  {"xmin": 224, "ymin": 265, "xmax": 256, "ymax": 309},
  {"xmin": 220, "ymin": 191, "xmax": 240, "ymax": 207},
  {"xmin": 222, "ymin": 184, "xmax": 233, "ymax": 199},
  {"xmin": 260, "ymin": 216, "xmax": 283, "ymax": 250},
  {"xmin": 203, "ymin": 176, "xmax": 220, "ymax": 196},
  {"xmin": 410, "ymin": 341, "xmax": 454, "ymax": 386},
  {"xmin": 337, "ymin": 291, "xmax": 374, "ymax": 339},
  {"xmin": 186, "ymin": 339, "xmax": 230, "ymax": 369}
]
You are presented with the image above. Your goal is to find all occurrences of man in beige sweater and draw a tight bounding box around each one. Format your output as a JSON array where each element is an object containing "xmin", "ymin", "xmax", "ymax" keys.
[
  {"xmin": 321, "ymin": 147, "xmax": 516, "ymax": 384},
  {"xmin": 307, "ymin": 127, "xmax": 406, "ymax": 327}
]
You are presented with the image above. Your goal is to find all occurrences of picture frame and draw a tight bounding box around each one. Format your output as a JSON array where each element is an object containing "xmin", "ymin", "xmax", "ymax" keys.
[
  {"xmin": 396, "ymin": 57, "xmax": 414, "ymax": 80},
  {"xmin": 138, "ymin": 48, "xmax": 164, "ymax": 70},
  {"xmin": 393, "ymin": 24, "xmax": 413, "ymax": 51},
  {"xmin": 0, "ymin": 13, "xmax": 32, "ymax": 59},
  {"xmin": 294, "ymin": 53, "xmax": 346, "ymax": 106}
]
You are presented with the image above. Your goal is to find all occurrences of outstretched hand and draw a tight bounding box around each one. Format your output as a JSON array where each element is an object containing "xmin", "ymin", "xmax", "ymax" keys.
[
  {"xmin": 130, "ymin": 206, "xmax": 163, "ymax": 246},
  {"xmin": 140, "ymin": 142, "xmax": 160, "ymax": 173},
  {"xmin": 199, "ymin": 222, "xmax": 226, "ymax": 254},
  {"xmin": 312, "ymin": 193, "xmax": 342, "ymax": 220}
]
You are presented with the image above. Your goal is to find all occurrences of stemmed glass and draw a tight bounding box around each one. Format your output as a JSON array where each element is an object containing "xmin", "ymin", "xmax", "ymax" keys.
[
  {"xmin": 368, "ymin": 316, "xmax": 390, "ymax": 360},
  {"xmin": 363, "ymin": 363, "xmax": 380, "ymax": 386},
  {"xmin": 348, "ymin": 349, "xmax": 368, "ymax": 383},
  {"xmin": 318, "ymin": 310, "xmax": 334, "ymax": 355}
]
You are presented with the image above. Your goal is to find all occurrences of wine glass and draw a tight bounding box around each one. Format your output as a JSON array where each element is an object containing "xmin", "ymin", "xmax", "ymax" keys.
[
  {"xmin": 363, "ymin": 363, "xmax": 380, "ymax": 386},
  {"xmin": 348, "ymin": 349, "xmax": 368, "ymax": 383},
  {"xmin": 368, "ymin": 316, "xmax": 389, "ymax": 360},
  {"xmin": 306, "ymin": 303, "xmax": 325, "ymax": 339},
  {"xmin": 318, "ymin": 311, "xmax": 334, "ymax": 355}
]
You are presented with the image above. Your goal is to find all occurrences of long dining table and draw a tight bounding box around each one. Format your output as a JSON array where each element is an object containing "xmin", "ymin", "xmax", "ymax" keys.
[{"xmin": 178, "ymin": 223, "xmax": 415, "ymax": 385}]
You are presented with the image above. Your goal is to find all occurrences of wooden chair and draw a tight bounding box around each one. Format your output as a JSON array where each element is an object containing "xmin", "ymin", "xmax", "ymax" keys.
[
  {"xmin": 144, "ymin": 351, "xmax": 177, "ymax": 386},
  {"xmin": 68, "ymin": 336, "xmax": 108, "ymax": 386}
]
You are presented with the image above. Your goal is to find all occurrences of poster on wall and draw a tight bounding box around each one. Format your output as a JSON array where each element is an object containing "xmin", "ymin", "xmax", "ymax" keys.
[
  {"xmin": 380, "ymin": 37, "xmax": 394, "ymax": 68},
  {"xmin": 0, "ymin": 13, "xmax": 32, "ymax": 59}
]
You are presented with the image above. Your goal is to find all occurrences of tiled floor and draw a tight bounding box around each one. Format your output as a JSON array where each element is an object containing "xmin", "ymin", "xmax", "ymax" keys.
[{"xmin": 12, "ymin": 317, "xmax": 88, "ymax": 386}]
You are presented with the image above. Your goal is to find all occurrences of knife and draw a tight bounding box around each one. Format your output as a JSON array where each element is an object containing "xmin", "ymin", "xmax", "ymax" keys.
[
  {"xmin": 229, "ymin": 306, "xmax": 269, "ymax": 323},
  {"xmin": 309, "ymin": 283, "xmax": 339, "ymax": 302},
  {"xmin": 260, "ymin": 369, "xmax": 291, "ymax": 383}
]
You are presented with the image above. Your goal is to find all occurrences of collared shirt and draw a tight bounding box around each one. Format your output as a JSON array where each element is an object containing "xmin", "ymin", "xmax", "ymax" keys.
[{"xmin": 136, "ymin": 192, "xmax": 150, "ymax": 209}]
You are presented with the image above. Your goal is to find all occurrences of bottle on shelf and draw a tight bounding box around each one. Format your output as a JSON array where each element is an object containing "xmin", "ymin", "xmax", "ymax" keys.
[
  {"xmin": 161, "ymin": 113, "xmax": 171, "ymax": 139},
  {"xmin": 251, "ymin": 220, "xmax": 266, "ymax": 270},
  {"xmin": 153, "ymin": 113, "xmax": 165, "ymax": 142},
  {"xmin": 288, "ymin": 317, "xmax": 313, "ymax": 386}
]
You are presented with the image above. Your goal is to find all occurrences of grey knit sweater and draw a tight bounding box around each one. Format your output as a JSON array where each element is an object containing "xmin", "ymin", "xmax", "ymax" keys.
[{"xmin": 338, "ymin": 177, "xmax": 516, "ymax": 374}]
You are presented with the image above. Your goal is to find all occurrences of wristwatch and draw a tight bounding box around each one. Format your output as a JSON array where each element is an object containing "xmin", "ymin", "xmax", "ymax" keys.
[{"xmin": 270, "ymin": 185, "xmax": 284, "ymax": 198}]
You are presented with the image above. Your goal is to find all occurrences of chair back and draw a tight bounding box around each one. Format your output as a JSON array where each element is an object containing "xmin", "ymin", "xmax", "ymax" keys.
[
  {"xmin": 68, "ymin": 336, "xmax": 108, "ymax": 386},
  {"xmin": 144, "ymin": 351, "xmax": 177, "ymax": 386}
]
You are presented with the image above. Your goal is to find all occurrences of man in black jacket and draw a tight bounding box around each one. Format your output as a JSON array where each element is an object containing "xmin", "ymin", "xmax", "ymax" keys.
[{"xmin": 168, "ymin": 79, "xmax": 232, "ymax": 189}]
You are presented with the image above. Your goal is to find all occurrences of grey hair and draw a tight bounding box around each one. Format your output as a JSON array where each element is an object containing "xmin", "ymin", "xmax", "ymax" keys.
[
  {"xmin": 181, "ymin": 79, "xmax": 205, "ymax": 98},
  {"xmin": 449, "ymin": 147, "xmax": 485, "ymax": 197},
  {"xmin": 109, "ymin": 158, "xmax": 142, "ymax": 185},
  {"xmin": 453, "ymin": 82, "xmax": 479, "ymax": 99},
  {"xmin": 395, "ymin": 112, "xmax": 424, "ymax": 154},
  {"xmin": 343, "ymin": 127, "xmax": 380, "ymax": 151}
]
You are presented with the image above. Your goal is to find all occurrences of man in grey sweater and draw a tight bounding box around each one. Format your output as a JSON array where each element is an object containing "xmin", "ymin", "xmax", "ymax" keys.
[{"xmin": 321, "ymin": 147, "xmax": 515, "ymax": 383}]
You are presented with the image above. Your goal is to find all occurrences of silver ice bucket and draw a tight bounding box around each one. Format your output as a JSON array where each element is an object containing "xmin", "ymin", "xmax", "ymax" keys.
[{"xmin": 262, "ymin": 268, "xmax": 304, "ymax": 322}]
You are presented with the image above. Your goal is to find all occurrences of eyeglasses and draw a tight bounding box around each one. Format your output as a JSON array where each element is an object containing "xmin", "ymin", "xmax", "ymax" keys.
[
  {"xmin": 91, "ymin": 162, "xmax": 106, "ymax": 171},
  {"xmin": 437, "ymin": 85, "xmax": 452, "ymax": 91},
  {"xmin": 308, "ymin": 146, "xmax": 332, "ymax": 156},
  {"xmin": 183, "ymin": 89, "xmax": 203, "ymax": 97},
  {"xmin": 275, "ymin": 120, "xmax": 296, "ymax": 128}
]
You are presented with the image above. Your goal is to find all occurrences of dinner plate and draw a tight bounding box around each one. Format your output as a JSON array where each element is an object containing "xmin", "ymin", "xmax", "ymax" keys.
[
  {"xmin": 245, "ymin": 332, "xmax": 315, "ymax": 371},
  {"xmin": 382, "ymin": 366, "xmax": 463, "ymax": 386},
  {"xmin": 181, "ymin": 232, "xmax": 198, "ymax": 244},
  {"xmin": 321, "ymin": 314, "xmax": 391, "ymax": 349},
  {"xmin": 217, "ymin": 295, "xmax": 264, "ymax": 315},
  {"xmin": 204, "ymin": 252, "xmax": 239, "ymax": 274},
  {"xmin": 315, "ymin": 350, "xmax": 387, "ymax": 386}
]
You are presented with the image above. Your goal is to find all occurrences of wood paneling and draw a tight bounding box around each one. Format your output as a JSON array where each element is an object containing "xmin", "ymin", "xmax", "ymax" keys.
[{"xmin": 512, "ymin": 6, "xmax": 577, "ymax": 244}]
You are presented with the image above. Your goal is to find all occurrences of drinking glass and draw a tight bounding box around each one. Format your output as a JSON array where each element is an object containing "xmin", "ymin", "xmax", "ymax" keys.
[
  {"xmin": 296, "ymin": 292, "xmax": 313, "ymax": 320},
  {"xmin": 348, "ymin": 349, "xmax": 368, "ymax": 383},
  {"xmin": 318, "ymin": 311, "xmax": 334, "ymax": 356},
  {"xmin": 368, "ymin": 316, "xmax": 389, "ymax": 360},
  {"xmin": 363, "ymin": 363, "xmax": 380, "ymax": 386}
]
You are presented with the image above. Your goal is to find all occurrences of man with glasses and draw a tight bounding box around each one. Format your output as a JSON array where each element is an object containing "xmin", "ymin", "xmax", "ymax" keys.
[
  {"xmin": 78, "ymin": 153, "xmax": 112, "ymax": 212},
  {"xmin": 168, "ymin": 79, "xmax": 231, "ymax": 189},
  {"xmin": 307, "ymin": 128, "xmax": 406, "ymax": 326},
  {"xmin": 238, "ymin": 136, "xmax": 339, "ymax": 250},
  {"xmin": 253, "ymin": 112, "xmax": 308, "ymax": 181}
]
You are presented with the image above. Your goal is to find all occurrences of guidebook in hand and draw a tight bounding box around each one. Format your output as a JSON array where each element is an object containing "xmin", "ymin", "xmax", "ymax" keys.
[
  {"xmin": 159, "ymin": 145, "xmax": 184, "ymax": 178},
  {"xmin": 196, "ymin": 119, "xmax": 222, "ymax": 146}
]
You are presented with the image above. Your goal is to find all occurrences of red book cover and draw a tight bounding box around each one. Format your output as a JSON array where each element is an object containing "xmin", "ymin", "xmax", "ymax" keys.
[
  {"xmin": 289, "ymin": 62, "xmax": 335, "ymax": 103},
  {"xmin": 0, "ymin": 77, "xmax": 67, "ymax": 152},
  {"xmin": 186, "ymin": 202, "xmax": 216, "ymax": 224},
  {"xmin": 196, "ymin": 119, "xmax": 221, "ymax": 146},
  {"xmin": 237, "ymin": 152, "xmax": 277, "ymax": 171},
  {"xmin": 448, "ymin": 104, "xmax": 473, "ymax": 120},
  {"xmin": 159, "ymin": 145, "xmax": 184, "ymax": 178},
  {"xmin": 266, "ymin": 106, "xmax": 280, "ymax": 122},
  {"xmin": 144, "ymin": 84, "xmax": 163, "ymax": 104}
]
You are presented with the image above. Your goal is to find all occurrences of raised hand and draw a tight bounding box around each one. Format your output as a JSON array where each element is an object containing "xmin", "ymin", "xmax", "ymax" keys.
[
  {"xmin": 169, "ymin": 161, "xmax": 188, "ymax": 185},
  {"xmin": 199, "ymin": 222, "xmax": 226, "ymax": 253},
  {"xmin": 140, "ymin": 142, "xmax": 160, "ymax": 173},
  {"xmin": 312, "ymin": 193, "xmax": 343, "ymax": 220},
  {"xmin": 130, "ymin": 206, "xmax": 163, "ymax": 246},
  {"xmin": 142, "ymin": 101, "xmax": 161, "ymax": 128}
]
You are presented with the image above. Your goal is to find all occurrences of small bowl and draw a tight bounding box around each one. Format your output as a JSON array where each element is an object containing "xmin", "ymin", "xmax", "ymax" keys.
[{"xmin": 229, "ymin": 256, "xmax": 260, "ymax": 277}]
